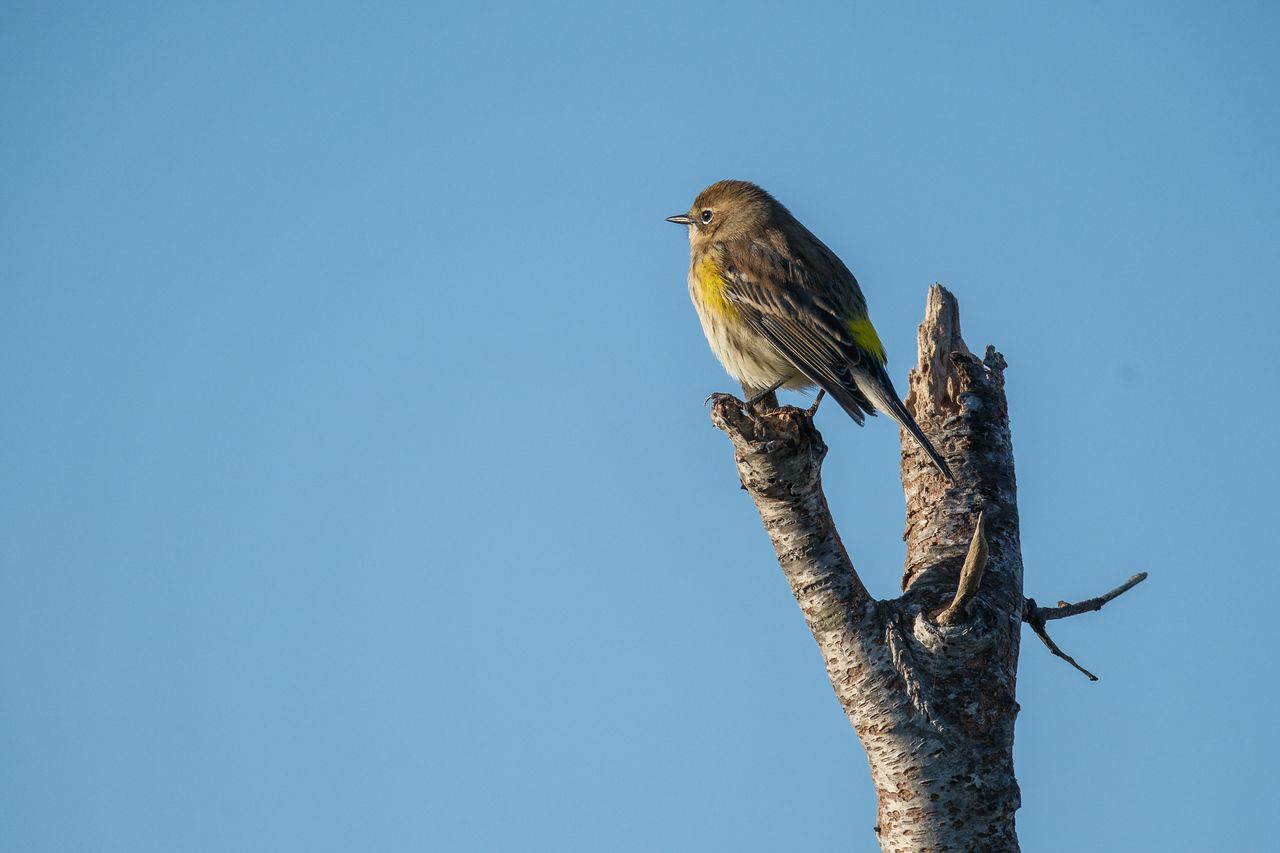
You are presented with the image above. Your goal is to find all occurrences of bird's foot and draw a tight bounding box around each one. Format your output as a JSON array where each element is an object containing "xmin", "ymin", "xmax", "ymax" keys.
[
  {"xmin": 704, "ymin": 391, "xmax": 743, "ymax": 408},
  {"xmin": 705, "ymin": 391, "xmax": 769, "ymax": 429}
]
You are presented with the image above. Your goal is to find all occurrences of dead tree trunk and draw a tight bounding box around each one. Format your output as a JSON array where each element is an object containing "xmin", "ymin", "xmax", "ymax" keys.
[{"xmin": 708, "ymin": 285, "xmax": 1143, "ymax": 852}]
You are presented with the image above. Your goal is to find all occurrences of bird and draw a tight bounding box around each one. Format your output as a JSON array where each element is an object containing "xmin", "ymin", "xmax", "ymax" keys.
[{"xmin": 667, "ymin": 179, "xmax": 954, "ymax": 482}]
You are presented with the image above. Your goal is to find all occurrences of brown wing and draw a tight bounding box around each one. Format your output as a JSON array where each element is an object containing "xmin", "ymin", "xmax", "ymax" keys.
[
  {"xmin": 721, "ymin": 236, "xmax": 955, "ymax": 481},
  {"xmin": 719, "ymin": 239, "xmax": 880, "ymax": 424}
]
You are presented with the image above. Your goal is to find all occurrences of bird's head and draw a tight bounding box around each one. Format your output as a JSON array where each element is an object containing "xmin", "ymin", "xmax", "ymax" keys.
[{"xmin": 666, "ymin": 180, "xmax": 784, "ymax": 247}]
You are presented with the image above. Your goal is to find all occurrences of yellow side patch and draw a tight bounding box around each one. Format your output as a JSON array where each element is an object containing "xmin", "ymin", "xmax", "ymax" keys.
[
  {"xmin": 695, "ymin": 255, "xmax": 738, "ymax": 320},
  {"xmin": 847, "ymin": 314, "xmax": 886, "ymax": 363}
]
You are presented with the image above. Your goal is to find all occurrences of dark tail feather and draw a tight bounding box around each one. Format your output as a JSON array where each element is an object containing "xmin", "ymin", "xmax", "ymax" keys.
[
  {"xmin": 852, "ymin": 369, "xmax": 955, "ymax": 482},
  {"xmin": 890, "ymin": 397, "xmax": 955, "ymax": 482}
]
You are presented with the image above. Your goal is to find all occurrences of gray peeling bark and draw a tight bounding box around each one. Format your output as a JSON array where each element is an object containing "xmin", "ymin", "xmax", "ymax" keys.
[{"xmin": 709, "ymin": 285, "xmax": 1143, "ymax": 852}]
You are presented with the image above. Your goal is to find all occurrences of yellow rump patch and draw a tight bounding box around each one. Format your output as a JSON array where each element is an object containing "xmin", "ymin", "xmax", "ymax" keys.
[
  {"xmin": 847, "ymin": 315, "xmax": 886, "ymax": 363},
  {"xmin": 695, "ymin": 255, "xmax": 738, "ymax": 320}
]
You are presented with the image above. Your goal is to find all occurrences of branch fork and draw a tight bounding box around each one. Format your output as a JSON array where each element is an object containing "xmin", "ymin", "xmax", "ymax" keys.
[{"xmin": 706, "ymin": 284, "xmax": 1146, "ymax": 852}]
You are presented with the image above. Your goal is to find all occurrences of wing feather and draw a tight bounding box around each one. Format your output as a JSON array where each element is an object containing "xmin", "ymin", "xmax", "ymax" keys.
[
  {"xmin": 715, "ymin": 235, "xmax": 955, "ymax": 482},
  {"xmin": 719, "ymin": 240, "xmax": 880, "ymax": 422}
]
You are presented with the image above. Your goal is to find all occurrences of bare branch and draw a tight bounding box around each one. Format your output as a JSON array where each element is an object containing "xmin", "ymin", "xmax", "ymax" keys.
[
  {"xmin": 1024, "ymin": 605, "xmax": 1099, "ymax": 681},
  {"xmin": 1019, "ymin": 572, "xmax": 1148, "ymax": 681},
  {"xmin": 708, "ymin": 395, "xmax": 872, "ymax": 613},
  {"xmin": 935, "ymin": 511, "xmax": 988, "ymax": 626},
  {"xmin": 1031, "ymin": 572, "xmax": 1148, "ymax": 622},
  {"xmin": 705, "ymin": 285, "xmax": 1150, "ymax": 850}
]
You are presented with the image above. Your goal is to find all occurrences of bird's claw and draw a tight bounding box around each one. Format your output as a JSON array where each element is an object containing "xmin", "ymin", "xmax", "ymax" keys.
[{"xmin": 704, "ymin": 392, "xmax": 742, "ymax": 408}]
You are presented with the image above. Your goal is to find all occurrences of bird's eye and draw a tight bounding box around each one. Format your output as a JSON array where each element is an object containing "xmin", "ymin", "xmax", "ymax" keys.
[{"xmin": 700, "ymin": 209, "xmax": 713, "ymax": 224}]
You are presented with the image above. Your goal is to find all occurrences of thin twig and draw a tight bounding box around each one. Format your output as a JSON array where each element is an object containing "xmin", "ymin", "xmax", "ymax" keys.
[
  {"xmin": 1024, "ymin": 604, "xmax": 1099, "ymax": 681},
  {"xmin": 1032, "ymin": 572, "xmax": 1148, "ymax": 621},
  {"xmin": 936, "ymin": 511, "xmax": 988, "ymax": 626},
  {"xmin": 1020, "ymin": 572, "xmax": 1148, "ymax": 681}
]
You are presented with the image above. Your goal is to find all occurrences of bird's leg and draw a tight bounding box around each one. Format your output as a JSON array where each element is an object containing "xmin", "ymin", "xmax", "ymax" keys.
[
  {"xmin": 744, "ymin": 379, "xmax": 785, "ymax": 411},
  {"xmin": 806, "ymin": 389, "xmax": 826, "ymax": 417}
]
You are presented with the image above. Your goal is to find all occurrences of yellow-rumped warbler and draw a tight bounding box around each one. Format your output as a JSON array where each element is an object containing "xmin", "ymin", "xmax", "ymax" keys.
[{"xmin": 668, "ymin": 179, "xmax": 953, "ymax": 481}]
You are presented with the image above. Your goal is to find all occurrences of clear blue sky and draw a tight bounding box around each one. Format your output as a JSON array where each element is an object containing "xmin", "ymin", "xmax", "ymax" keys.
[{"xmin": 3, "ymin": 3, "xmax": 1277, "ymax": 851}]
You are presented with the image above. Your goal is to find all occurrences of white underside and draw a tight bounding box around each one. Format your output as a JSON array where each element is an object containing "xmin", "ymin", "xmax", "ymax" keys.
[{"xmin": 689, "ymin": 270, "xmax": 812, "ymax": 392}]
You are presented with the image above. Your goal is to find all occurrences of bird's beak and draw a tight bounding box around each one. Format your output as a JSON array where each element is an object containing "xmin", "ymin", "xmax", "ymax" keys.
[{"xmin": 666, "ymin": 214, "xmax": 693, "ymax": 225}]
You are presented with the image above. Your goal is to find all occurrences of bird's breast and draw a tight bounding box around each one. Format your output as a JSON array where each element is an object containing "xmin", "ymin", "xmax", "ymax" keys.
[
  {"xmin": 687, "ymin": 253, "xmax": 801, "ymax": 389},
  {"xmin": 689, "ymin": 253, "xmax": 738, "ymax": 321}
]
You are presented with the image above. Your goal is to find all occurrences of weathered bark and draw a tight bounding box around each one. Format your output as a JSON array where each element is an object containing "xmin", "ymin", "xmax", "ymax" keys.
[{"xmin": 708, "ymin": 285, "xmax": 1142, "ymax": 852}]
